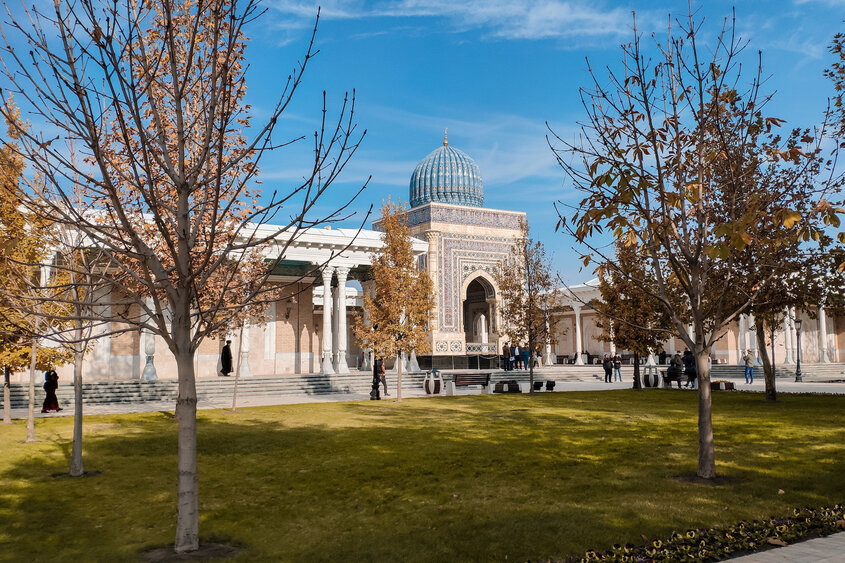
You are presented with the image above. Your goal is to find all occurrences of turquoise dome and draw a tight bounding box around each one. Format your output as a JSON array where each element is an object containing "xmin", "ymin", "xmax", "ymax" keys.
[{"xmin": 409, "ymin": 138, "xmax": 484, "ymax": 208}]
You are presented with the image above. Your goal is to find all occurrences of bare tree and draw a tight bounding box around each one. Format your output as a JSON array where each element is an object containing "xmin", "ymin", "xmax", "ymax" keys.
[
  {"xmin": 0, "ymin": 1, "xmax": 365, "ymax": 553},
  {"xmin": 41, "ymin": 216, "xmax": 114, "ymax": 476},
  {"xmin": 495, "ymin": 219, "xmax": 559, "ymax": 395}
]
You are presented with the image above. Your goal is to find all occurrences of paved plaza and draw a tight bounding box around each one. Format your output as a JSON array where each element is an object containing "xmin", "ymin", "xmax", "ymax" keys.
[
  {"xmin": 7, "ymin": 365, "xmax": 844, "ymax": 420},
  {"xmin": 730, "ymin": 532, "xmax": 845, "ymax": 562}
]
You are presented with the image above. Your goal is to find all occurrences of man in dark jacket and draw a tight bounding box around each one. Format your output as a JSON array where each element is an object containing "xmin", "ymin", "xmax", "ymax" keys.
[
  {"xmin": 602, "ymin": 354, "xmax": 613, "ymax": 383},
  {"xmin": 667, "ymin": 351, "xmax": 684, "ymax": 388},
  {"xmin": 220, "ymin": 340, "xmax": 233, "ymax": 376},
  {"xmin": 682, "ymin": 350, "xmax": 697, "ymax": 388}
]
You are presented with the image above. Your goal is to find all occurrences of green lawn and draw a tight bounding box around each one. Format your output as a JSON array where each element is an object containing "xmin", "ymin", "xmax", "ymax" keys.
[{"xmin": 1, "ymin": 390, "xmax": 843, "ymax": 562}]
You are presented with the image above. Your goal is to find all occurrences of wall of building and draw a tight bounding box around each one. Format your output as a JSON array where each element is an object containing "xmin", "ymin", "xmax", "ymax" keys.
[{"xmin": 549, "ymin": 308, "xmax": 844, "ymax": 365}]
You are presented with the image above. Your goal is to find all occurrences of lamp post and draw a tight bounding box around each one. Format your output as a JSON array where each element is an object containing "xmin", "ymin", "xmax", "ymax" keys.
[{"xmin": 794, "ymin": 318, "xmax": 803, "ymax": 382}]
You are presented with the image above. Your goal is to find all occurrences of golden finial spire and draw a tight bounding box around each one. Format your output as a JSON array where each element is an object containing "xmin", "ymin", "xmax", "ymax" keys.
[{"xmin": 443, "ymin": 128, "xmax": 448, "ymax": 146}]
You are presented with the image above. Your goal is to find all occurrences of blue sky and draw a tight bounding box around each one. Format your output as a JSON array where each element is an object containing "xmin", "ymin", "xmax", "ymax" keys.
[{"xmin": 104, "ymin": 2, "xmax": 845, "ymax": 283}]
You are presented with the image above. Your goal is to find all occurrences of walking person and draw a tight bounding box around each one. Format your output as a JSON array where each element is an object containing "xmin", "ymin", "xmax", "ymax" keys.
[
  {"xmin": 220, "ymin": 340, "xmax": 233, "ymax": 377},
  {"xmin": 682, "ymin": 350, "xmax": 697, "ymax": 388},
  {"xmin": 379, "ymin": 358, "xmax": 389, "ymax": 396},
  {"xmin": 502, "ymin": 342, "xmax": 511, "ymax": 371},
  {"xmin": 41, "ymin": 368, "xmax": 61, "ymax": 413},
  {"xmin": 521, "ymin": 346, "xmax": 530, "ymax": 371},
  {"xmin": 512, "ymin": 344, "xmax": 522, "ymax": 370},
  {"xmin": 743, "ymin": 349, "xmax": 755, "ymax": 384},
  {"xmin": 602, "ymin": 354, "xmax": 613, "ymax": 383},
  {"xmin": 612, "ymin": 353, "xmax": 622, "ymax": 382},
  {"xmin": 370, "ymin": 357, "xmax": 383, "ymax": 400}
]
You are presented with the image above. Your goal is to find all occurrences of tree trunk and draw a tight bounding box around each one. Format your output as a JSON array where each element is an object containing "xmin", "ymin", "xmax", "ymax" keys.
[
  {"xmin": 174, "ymin": 345, "xmax": 199, "ymax": 553},
  {"xmin": 633, "ymin": 352, "xmax": 641, "ymax": 389},
  {"xmin": 70, "ymin": 349, "xmax": 85, "ymax": 476},
  {"xmin": 26, "ymin": 336, "xmax": 38, "ymax": 443},
  {"xmin": 3, "ymin": 365, "xmax": 10, "ymax": 424},
  {"xmin": 695, "ymin": 349, "xmax": 716, "ymax": 478},
  {"xmin": 396, "ymin": 353, "xmax": 403, "ymax": 402},
  {"xmin": 756, "ymin": 323, "xmax": 776, "ymax": 402},
  {"xmin": 231, "ymin": 325, "xmax": 245, "ymax": 412}
]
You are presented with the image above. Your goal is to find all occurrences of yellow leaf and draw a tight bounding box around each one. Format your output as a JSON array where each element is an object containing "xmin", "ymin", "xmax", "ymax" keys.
[{"xmin": 782, "ymin": 211, "xmax": 801, "ymax": 229}]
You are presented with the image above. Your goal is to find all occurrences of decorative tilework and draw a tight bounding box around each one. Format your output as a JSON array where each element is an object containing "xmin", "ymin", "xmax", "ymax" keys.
[
  {"xmin": 466, "ymin": 343, "xmax": 497, "ymax": 354},
  {"xmin": 435, "ymin": 340, "xmax": 448, "ymax": 352},
  {"xmin": 438, "ymin": 233, "xmax": 514, "ymax": 331},
  {"xmin": 450, "ymin": 341, "xmax": 463, "ymax": 352},
  {"xmin": 406, "ymin": 204, "xmax": 523, "ymax": 231},
  {"xmin": 409, "ymin": 145, "xmax": 484, "ymax": 208}
]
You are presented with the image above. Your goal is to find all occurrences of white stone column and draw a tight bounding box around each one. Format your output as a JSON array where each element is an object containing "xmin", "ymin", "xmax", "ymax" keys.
[
  {"xmin": 738, "ymin": 314, "xmax": 747, "ymax": 364},
  {"xmin": 544, "ymin": 318, "xmax": 553, "ymax": 366},
  {"xmin": 790, "ymin": 307, "xmax": 799, "ymax": 363},
  {"xmin": 334, "ymin": 266, "xmax": 350, "ymax": 374},
  {"xmin": 321, "ymin": 267, "xmax": 335, "ymax": 374},
  {"xmin": 479, "ymin": 314, "xmax": 488, "ymax": 344},
  {"xmin": 748, "ymin": 314, "xmax": 759, "ymax": 363},
  {"xmin": 239, "ymin": 323, "xmax": 253, "ymax": 377},
  {"xmin": 332, "ymin": 285, "xmax": 340, "ymax": 370},
  {"xmin": 573, "ymin": 305, "xmax": 584, "ymax": 365},
  {"xmin": 666, "ymin": 335, "xmax": 676, "ymax": 355},
  {"xmin": 783, "ymin": 308, "xmax": 793, "ymax": 364},
  {"xmin": 361, "ymin": 280, "xmax": 374, "ymax": 372},
  {"xmin": 819, "ymin": 306, "xmax": 830, "ymax": 363},
  {"xmin": 264, "ymin": 302, "xmax": 277, "ymax": 361}
]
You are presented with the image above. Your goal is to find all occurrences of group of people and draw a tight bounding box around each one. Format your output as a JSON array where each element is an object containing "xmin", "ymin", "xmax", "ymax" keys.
[
  {"xmin": 666, "ymin": 350, "xmax": 698, "ymax": 388},
  {"xmin": 601, "ymin": 354, "xmax": 624, "ymax": 383},
  {"xmin": 501, "ymin": 342, "xmax": 536, "ymax": 371}
]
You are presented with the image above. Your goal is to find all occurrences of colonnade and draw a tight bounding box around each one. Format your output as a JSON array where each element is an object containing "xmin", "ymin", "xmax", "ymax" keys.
[
  {"xmin": 560, "ymin": 304, "xmax": 838, "ymax": 365},
  {"xmin": 321, "ymin": 265, "xmax": 351, "ymax": 375},
  {"xmin": 737, "ymin": 306, "xmax": 833, "ymax": 364}
]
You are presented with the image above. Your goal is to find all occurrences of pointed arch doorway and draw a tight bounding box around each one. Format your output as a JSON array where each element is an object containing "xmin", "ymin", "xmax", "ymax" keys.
[{"xmin": 463, "ymin": 275, "xmax": 497, "ymax": 349}]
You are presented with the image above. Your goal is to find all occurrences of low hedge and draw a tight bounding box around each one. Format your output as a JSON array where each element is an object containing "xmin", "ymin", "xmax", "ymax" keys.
[{"xmin": 575, "ymin": 504, "xmax": 844, "ymax": 562}]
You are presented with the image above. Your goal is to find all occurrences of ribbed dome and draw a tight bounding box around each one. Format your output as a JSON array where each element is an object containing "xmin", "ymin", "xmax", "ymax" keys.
[{"xmin": 409, "ymin": 140, "xmax": 484, "ymax": 208}]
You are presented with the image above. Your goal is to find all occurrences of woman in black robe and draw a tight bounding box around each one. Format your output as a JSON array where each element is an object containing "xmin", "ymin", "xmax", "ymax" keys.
[{"xmin": 41, "ymin": 369, "xmax": 61, "ymax": 413}]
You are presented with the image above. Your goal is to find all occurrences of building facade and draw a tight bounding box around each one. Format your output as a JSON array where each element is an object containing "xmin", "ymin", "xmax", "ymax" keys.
[
  {"xmin": 11, "ymin": 135, "xmax": 843, "ymax": 383},
  {"xmin": 550, "ymin": 279, "xmax": 843, "ymax": 366}
]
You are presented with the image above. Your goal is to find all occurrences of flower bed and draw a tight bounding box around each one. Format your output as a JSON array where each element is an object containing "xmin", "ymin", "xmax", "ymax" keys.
[{"xmin": 576, "ymin": 504, "xmax": 844, "ymax": 562}]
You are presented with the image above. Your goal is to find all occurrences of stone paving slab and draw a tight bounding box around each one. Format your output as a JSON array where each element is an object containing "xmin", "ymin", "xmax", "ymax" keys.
[{"xmin": 728, "ymin": 532, "xmax": 845, "ymax": 562}]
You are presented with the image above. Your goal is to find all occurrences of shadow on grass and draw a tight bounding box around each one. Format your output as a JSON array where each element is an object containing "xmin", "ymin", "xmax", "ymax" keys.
[{"xmin": 1, "ymin": 391, "xmax": 843, "ymax": 561}]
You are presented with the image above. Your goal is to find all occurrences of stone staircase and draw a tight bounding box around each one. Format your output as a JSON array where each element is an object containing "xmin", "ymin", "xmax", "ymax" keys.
[
  {"xmin": 6, "ymin": 371, "xmax": 429, "ymax": 409},
  {"xmin": 710, "ymin": 363, "xmax": 845, "ymax": 380}
]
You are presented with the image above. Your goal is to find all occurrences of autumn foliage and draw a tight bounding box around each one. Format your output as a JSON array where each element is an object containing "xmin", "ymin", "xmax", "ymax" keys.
[{"xmin": 354, "ymin": 200, "xmax": 433, "ymax": 401}]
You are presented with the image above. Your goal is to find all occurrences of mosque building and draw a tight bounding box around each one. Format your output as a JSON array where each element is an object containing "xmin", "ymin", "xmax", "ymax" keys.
[
  {"xmin": 12, "ymin": 135, "xmax": 843, "ymax": 383},
  {"xmin": 383, "ymin": 131, "xmax": 524, "ymax": 369}
]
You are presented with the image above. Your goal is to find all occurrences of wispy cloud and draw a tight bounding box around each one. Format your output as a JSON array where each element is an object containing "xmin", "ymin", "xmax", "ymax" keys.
[
  {"xmin": 268, "ymin": 0, "xmax": 639, "ymax": 42},
  {"xmin": 794, "ymin": 0, "xmax": 845, "ymax": 5}
]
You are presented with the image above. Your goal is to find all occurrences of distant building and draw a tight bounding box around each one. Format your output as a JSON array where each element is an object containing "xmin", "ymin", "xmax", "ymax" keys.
[
  {"xmin": 11, "ymin": 134, "xmax": 841, "ymax": 383},
  {"xmin": 550, "ymin": 279, "xmax": 842, "ymax": 366}
]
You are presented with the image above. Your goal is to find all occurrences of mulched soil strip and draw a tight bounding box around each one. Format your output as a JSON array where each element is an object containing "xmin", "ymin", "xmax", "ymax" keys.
[{"xmin": 142, "ymin": 543, "xmax": 241, "ymax": 561}]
